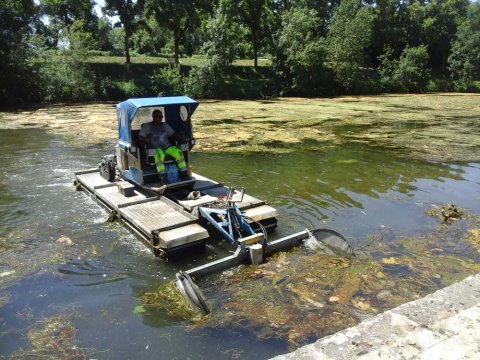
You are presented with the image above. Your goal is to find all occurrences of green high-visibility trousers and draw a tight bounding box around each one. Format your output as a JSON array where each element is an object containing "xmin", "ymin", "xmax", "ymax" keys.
[{"xmin": 154, "ymin": 146, "xmax": 187, "ymax": 174}]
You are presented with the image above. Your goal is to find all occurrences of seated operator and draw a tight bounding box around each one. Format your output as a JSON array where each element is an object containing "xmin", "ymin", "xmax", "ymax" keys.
[{"xmin": 138, "ymin": 109, "xmax": 188, "ymax": 184}]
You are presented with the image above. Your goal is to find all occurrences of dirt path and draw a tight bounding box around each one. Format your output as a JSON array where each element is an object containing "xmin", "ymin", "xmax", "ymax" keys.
[{"xmin": 1, "ymin": 93, "xmax": 479, "ymax": 161}]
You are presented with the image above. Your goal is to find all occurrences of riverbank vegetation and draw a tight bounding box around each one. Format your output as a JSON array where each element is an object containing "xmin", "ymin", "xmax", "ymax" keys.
[{"xmin": 2, "ymin": 0, "xmax": 480, "ymax": 107}]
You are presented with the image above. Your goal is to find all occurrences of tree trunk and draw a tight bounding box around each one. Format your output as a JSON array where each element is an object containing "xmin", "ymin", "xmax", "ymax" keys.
[
  {"xmin": 174, "ymin": 32, "xmax": 180, "ymax": 64},
  {"xmin": 253, "ymin": 32, "xmax": 258, "ymax": 69},
  {"xmin": 125, "ymin": 30, "xmax": 131, "ymax": 64}
]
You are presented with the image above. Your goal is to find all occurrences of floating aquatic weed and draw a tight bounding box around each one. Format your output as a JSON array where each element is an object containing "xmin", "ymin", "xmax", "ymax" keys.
[
  {"xmin": 2, "ymin": 95, "xmax": 479, "ymax": 160},
  {"xmin": 195, "ymin": 208, "xmax": 480, "ymax": 348},
  {"xmin": 196, "ymin": 248, "xmax": 380, "ymax": 346},
  {"xmin": 9, "ymin": 313, "xmax": 96, "ymax": 359},
  {"xmin": 140, "ymin": 280, "xmax": 204, "ymax": 320},
  {"xmin": 466, "ymin": 228, "xmax": 480, "ymax": 252},
  {"xmin": 0, "ymin": 292, "xmax": 11, "ymax": 308},
  {"xmin": 425, "ymin": 203, "xmax": 465, "ymax": 223}
]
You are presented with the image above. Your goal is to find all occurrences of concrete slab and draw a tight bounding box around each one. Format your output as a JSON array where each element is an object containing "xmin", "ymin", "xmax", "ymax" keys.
[{"xmin": 272, "ymin": 274, "xmax": 480, "ymax": 360}]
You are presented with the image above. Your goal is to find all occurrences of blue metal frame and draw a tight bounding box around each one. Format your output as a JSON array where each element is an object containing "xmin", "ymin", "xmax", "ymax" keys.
[{"xmin": 198, "ymin": 204, "xmax": 255, "ymax": 246}]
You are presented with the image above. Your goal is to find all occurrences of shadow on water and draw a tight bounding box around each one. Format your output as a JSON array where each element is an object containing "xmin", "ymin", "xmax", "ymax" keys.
[{"xmin": 0, "ymin": 129, "xmax": 480, "ymax": 359}]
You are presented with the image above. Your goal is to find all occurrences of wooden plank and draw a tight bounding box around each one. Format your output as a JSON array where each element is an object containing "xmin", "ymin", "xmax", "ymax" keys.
[
  {"xmin": 237, "ymin": 194, "xmax": 266, "ymax": 210},
  {"xmin": 94, "ymin": 183, "xmax": 117, "ymax": 190},
  {"xmin": 198, "ymin": 187, "xmax": 265, "ymax": 210},
  {"xmin": 178, "ymin": 195, "xmax": 218, "ymax": 212}
]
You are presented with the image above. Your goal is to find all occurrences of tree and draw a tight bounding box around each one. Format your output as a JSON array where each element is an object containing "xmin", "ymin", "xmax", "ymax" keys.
[
  {"xmin": 39, "ymin": 0, "xmax": 98, "ymax": 48},
  {"xmin": 0, "ymin": 0, "xmax": 40, "ymax": 105},
  {"xmin": 40, "ymin": 0, "xmax": 97, "ymax": 28},
  {"xmin": 448, "ymin": 2, "xmax": 480, "ymax": 87},
  {"xmin": 274, "ymin": 7, "xmax": 330, "ymax": 96},
  {"xmin": 202, "ymin": 1, "xmax": 246, "ymax": 67},
  {"xmin": 36, "ymin": 19, "xmax": 96, "ymax": 101},
  {"xmin": 233, "ymin": 0, "xmax": 273, "ymax": 68},
  {"xmin": 370, "ymin": 0, "xmax": 409, "ymax": 65},
  {"xmin": 145, "ymin": 0, "xmax": 212, "ymax": 64},
  {"xmin": 103, "ymin": 0, "xmax": 145, "ymax": 63},
  {"xmin": 95, "ymin": 17, "xmax": 116, "ymax": 52},
  {"xmin": 131, "ymin": 17, "xmax": 168, "ymax": 55},
  {"xmin": 421, "ymin": 0, "xmax": 469, "ymax": 70},
  {"xmin": 326, "ymin": 0, "xmax": 374, "ymax": 92},
  {"xmin": 379, "ymin": 45, "xmax": 430, "ymax": 92}
]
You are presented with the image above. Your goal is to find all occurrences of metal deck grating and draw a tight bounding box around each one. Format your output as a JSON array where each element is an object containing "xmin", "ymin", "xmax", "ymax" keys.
[
  {"xmin": 118, "ymin": 200, "xmax": 195, "ymax": 233},
  {"xmin": 95, "ymin": 185, "xmax": 155, "ymax": 210}
]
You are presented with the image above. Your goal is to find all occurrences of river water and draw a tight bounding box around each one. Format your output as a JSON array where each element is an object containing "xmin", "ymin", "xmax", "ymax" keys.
[{"xmin": 0, "ymin": 128, "xmax": 479, "ymax": 359}]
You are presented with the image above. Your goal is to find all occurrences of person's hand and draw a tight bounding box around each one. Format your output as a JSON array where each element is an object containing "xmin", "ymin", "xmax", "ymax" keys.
[{"xmin": 175, "ymin": 133, "xmax": 186, "ymax": 143}]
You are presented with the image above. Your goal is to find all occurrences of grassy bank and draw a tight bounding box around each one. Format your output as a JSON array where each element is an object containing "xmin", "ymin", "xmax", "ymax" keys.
[{"xmin": 84, "ymin": 56, "xmax": 274, "ymax": 101}]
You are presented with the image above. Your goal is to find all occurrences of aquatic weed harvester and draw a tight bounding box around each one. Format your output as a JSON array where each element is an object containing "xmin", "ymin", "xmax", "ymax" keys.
[{"xmin": 74, "ymin": 97, "xmax": 353, "ymax": 313}]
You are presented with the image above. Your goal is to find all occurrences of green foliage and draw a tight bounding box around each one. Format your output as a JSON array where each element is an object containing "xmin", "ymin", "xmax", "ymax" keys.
[
  {"xmin": 1, "ymin": 0, "xmax": 479, "ymax": 105},
  {"xmin": 185, "ymin": 56, "xmax": 226, "ymax": 98},
  {"xmin": 36, "ymin": 51, "xmax": 96, "ymax": 102},
  {"xmin": 0, "ymin": 0, "xmax": 41, "ymax": 106},
  {"xmin": 448, "ymin": 2, "xmax": 480, "ymax": 89},
  {"xmin": 32, "ymin": 20, "xmax": 97, "ymax": 102},
  {"xmin": 274, "ymin": 7, "xmax": 333, "ymax": 96},
  {"xmin": 95, "ymin": 18, "xmax": 116, "ymax": 53},
  {"xmin": 379, "ymin": 45, "xmax": 430, "ymax": 92},
  {"xmin": 150, "ymin": 65, "xmax": 185, "ymax": 96},
  {"xmin": 202, "ymin": 3, "xmax": 246, "ymax": 67},
  {"xmin": 39, "ymin": 0, "xmax": 99, "ymax": 49},
  {"xmin": 421, "ymin": 0, "xmax": 469, "ymax": 69},
  {"xmin": 232, "ymin": 0, "xmax": 274, "ymax": 68},
  {"xmin": 103, "ymin": 0, "xmax": 146, "ymax": 63},
  {"xmin": 131, "ymin": 18, "xmax": 168, "ymax": 56},
  {"xmin": 144, "ymin": 0, "xmax": 211, "ymax": 64},
  {"xmin": 326, "ymin": 0, "xmax": 375, "ymax": 93},
  {"xmin": 40, "ymin": 0, "xmax": 97, "ymax": 28}
]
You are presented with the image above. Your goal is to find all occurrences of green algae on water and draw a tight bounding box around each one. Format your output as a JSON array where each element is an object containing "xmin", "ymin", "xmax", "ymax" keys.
[
  {"xmin": 141, "ymin": 280, "xmax": 203, "ymax": 320},
  {"xmin": 9, "ymin": 313, "xmax": 96, "ymax": 359}
]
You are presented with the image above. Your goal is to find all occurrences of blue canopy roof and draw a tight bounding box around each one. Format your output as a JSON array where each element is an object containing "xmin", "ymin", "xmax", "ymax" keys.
[
  {"xmin": 126, "ymin": 96, "xmax": 198, "ymax": 109},
  {"xmin": 116, "ymin": 96, "xmax": 199, "ymax": 145}
]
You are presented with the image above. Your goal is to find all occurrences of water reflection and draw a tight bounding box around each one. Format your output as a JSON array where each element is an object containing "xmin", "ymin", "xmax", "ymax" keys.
[{"xmin": 191, "ymin": 145, "xmax": 474, "ymax": 240}]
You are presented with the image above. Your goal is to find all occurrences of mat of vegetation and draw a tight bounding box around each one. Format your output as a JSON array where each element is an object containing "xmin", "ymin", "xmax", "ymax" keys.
[
  {"xmin": 1, "ymin": 94, "xmax": 479, "ymax": 162},
  {"xmin": 141, "ymin": 207, "xmax": 480, "ymax": 348}
]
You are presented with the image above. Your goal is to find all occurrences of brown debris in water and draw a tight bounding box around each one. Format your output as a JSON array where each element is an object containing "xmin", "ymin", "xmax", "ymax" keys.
[
  {"xmin": 10, "ymin": 313, "xmax": 96, "ymax": 359},
  {"xmin": 425, "ymin": 204, "xmax": 464, "ymax": 223},
  {"xmin": 195, "ymin": 209, "xmax": 480, "ymax": 347}
]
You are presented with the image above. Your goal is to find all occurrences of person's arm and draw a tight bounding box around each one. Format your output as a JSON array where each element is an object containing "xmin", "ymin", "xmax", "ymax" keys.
[
  {"xmin": 138, "ymin": 125, "xmax": 150, "ymax": 146},
  {"xmin": 165, "ymin": 123, "xmax": 181, "ymax": 144}
]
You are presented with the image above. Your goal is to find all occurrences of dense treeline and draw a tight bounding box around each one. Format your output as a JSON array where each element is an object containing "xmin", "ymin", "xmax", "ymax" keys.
[{"xmin": 1, "ymin": 0, "xmax": 480, "ymax": 106}]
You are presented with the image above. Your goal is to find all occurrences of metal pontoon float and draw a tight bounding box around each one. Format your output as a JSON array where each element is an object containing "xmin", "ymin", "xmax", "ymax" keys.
[
  {"xmin": 74, "ymin": 169, "xmax": 279, "ymax": 257},
  {"xmin": 74, "ymin": 96, "xmax": 353, "ymax": 313}
]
